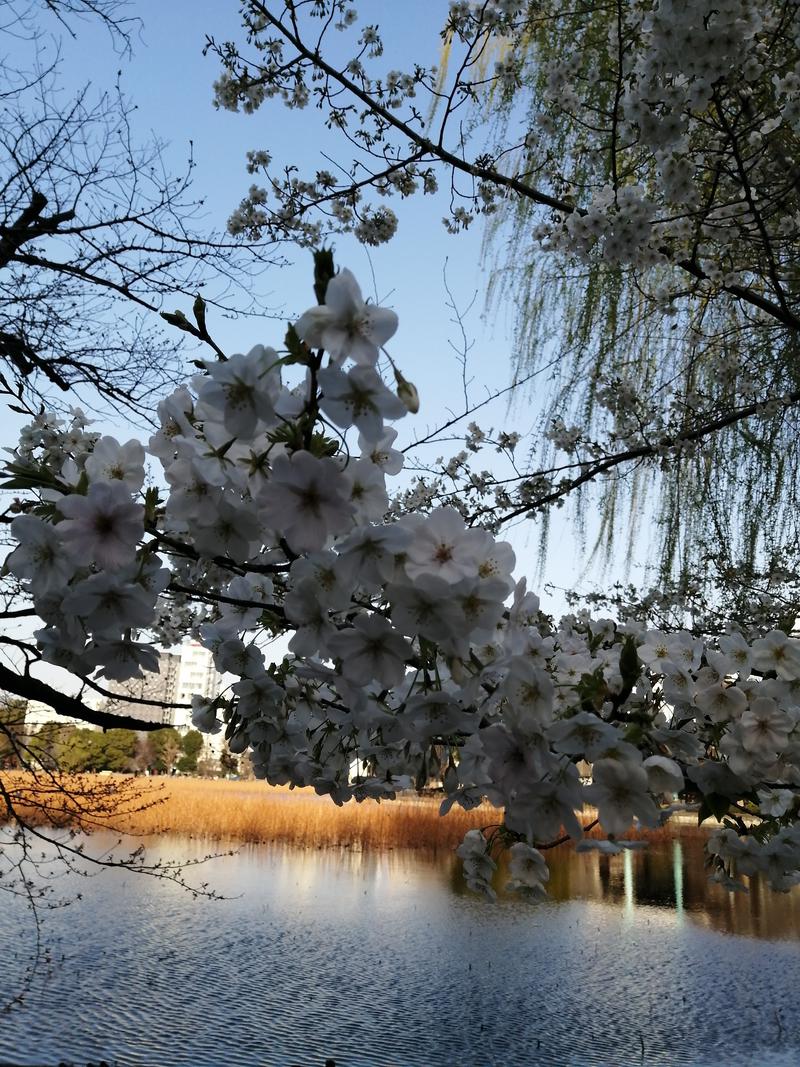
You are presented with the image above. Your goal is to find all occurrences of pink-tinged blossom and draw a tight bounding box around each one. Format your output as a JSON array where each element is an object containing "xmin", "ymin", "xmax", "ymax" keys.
[
  {"xmin": 667, "ymin": 631, "xmax": 705, "ymax": 671},
  {"xmin": 708, "ymin": 632, "xmax": 752, "ymax": 677},
  {"xmin": 506, "ymin": 842, "xmax": 549, "ymax": 900},
  {"xmin": 341, "ymin": 458, "xmax": 389, "ymax": 522},
  {"xmin": 404, "ymin": 507, "xmax": 482, "ymax": 584},
  {"xmin": 290, "ymin": 551, "xmax": 354, "ymax": 611},
  {"xmin": 57, "ymin": 481, "xmax": 143, "ymax": 569},
  {"xmin": 637, "ymin": 630, "xmax": 675, "ymax": 674},
  {"xmin": 284, "ymin": 577, "xmax": 337, "ymax": 657},
  {"xmin": 259, "ymin": 450, "xmax": 355, "ymax": 553},
  {"xmin": 504, "ymin": 769, "xmax": 584, "ymax": 843},
  {"xmin": 694, "ymin": 682, "xmax": 747, "ymax": 723},
  {"xmin": 358, "ymin": 427, "xmax": 404, "ymax": 474},
  {"xmin": 643, "ymin": 755, "xmax": 684, "ymax": 794},
  {"xmin": 194, "ymin": 346, "xmax": 281, "ymax": 439},
  {"xmin": 192, "ymin": 500, "xmax": 263, "ymax": 561},
  {"xmin": 547, "ymin": 710, "xmax": 620, "ymax": 760},
  {"xmin": 502, "ymin": 658, "xmax": 555, "ymax": 734},
  {"xmin": 149, "ymin": 386, "xmax": 197, "ymax": 461},
  {"xmin": 85, "ymin": 639, "xmax": 160, "ymax": 682},
  {"xmin": 84, "ymin": 436, "xmax": 146, "ymax": 491},
  {"xmin": 164, "ymin": 454, "xmax": 226, "ymax": 525},
  {"xmin": 218, "ymin": 576, "xmax": 274, "ymax": 633},
  {"xmin": 740, "ymin": 696, "xmax": 793, "ymax": 756},
  {"xmin": 479, "ymin": 723, "xmax": 555, "ymax": 796},
  {"xmin": 232, "ymin": 674, "xmax": 284, "ymax": 721},
  {"xmin": 192, "ymin": 696, "xmax": 223, "ymax": 734},
  {"xmin": 7, "ymin": 515, "xmax": 77, "ymax": 595},
  {"xmin": 63, "ymin": 573, "xmax": 155, "ymax": 635},
  {"xmin": 751, "ymin": 631, "xmax": 800, "ymax": 681},
  {"xmin": 327, "ymin": 613, "xmax": 413, "ymax": 687},
  {"xmin": 396, "ymin": 691, "xmax": 477, "ymax": 741},
  {"xmin": 451, "ymin": 576, "xmax": 508, "ymax": 644},
  {"xmin": 387, "ymin": 576, "xmax": 462, "ymax": 643},
  {"xmin": 318, "ymin": 364, "xmax": 406, "ymax": 438},
  {"xmin": 34, "ymin": 623, "xmax": 91, "ymax": 675},
  {"xmin": 469, "ymin": 528, "xmax": 516, "ymax": 590},
  {"xmin": 585, "ymin": 758, "xmax": 660, "ymax": 836},
  {"xmin": 455, "ymin": 829, "xmax": 497, "ymax": 900},
  {"xmin": 215, "ymin": 638, "xmax": 265, "ymax": 679},
  {"xmin": 660, "ymin": 661, "xmax": 697, "ymax": 702},
  {"xmin": 294, "ymin": 268, "xmax": 398, "ymax": 365},
  {"xmin": 757, "ymin": 787, "xmax": 795, "ymax": 818},
  {"xmin": 335, "ymin": 523, "xmax": 411, "ymax": 588}
]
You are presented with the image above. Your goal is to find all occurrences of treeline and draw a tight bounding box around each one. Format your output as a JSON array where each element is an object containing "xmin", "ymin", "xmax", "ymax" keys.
[{"xmin": 2, "ymin": 708, "xmax": 206, "ymax": 774}]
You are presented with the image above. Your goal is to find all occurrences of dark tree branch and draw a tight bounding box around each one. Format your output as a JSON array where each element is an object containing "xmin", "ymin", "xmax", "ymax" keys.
[{"xmin": 0, "ymin": 663, "xmax": 171, "ymax": 732}]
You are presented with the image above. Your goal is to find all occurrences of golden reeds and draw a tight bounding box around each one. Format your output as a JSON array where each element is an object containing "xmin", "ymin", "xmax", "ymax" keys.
[
  {"xmin": 1, "ymin": 773, "xmax": 495, "ymax": 851},
  {"xmin": 1, "ymin": 772, "xmax": 708, "ymax": 851}
]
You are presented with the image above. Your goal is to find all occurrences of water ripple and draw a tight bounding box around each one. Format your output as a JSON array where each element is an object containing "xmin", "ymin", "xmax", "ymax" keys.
[{"xmin": 1, "ymin": 837, "xmax": 799, "ymax": 1067}]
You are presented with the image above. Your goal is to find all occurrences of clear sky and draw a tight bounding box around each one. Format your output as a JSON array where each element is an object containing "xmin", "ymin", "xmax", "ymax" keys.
[{"xmin": 9, "ymin": 0, "xmax": 649, "ymax": 616}]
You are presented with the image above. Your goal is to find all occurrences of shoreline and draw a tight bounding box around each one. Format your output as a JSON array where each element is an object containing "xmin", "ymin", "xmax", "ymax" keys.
[{"xmin": 1, "ymin": 771, "xmax": 710, "ymax": 851}]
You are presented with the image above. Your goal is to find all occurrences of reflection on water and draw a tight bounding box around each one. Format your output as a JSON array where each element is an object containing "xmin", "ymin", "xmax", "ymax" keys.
[
  {"xmin": 531, "ymin": 835, "xmax": 800, "ymax": 941},
  {"xmin": 1, "ymin": 830, "xmax": 800, "ymax": 1067}
]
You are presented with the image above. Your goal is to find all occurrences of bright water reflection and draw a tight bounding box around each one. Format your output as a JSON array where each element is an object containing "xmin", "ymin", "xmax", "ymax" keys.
[{"xmin": 1, "ymin": 833, "xmax": 800, "ymax": 1067}]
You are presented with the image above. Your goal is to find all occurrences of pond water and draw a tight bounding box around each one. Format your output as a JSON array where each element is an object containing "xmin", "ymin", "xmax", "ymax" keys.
[{"xmin": 2, "ymin": 833, "xmax": 800, "ymax": 1067}]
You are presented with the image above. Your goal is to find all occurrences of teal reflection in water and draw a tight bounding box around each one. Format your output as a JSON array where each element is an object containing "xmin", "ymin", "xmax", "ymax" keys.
[
  {"xmin": 505, "ymin": 833, "xmax": 800, "ymax": 941},
  {"xmin": 674, "ymin": 840, "xmax": 684, "ymax": 921}
]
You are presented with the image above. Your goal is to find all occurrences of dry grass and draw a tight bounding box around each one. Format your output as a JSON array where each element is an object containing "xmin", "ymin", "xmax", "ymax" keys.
[
  {"xmin": 1, "ymin": 772, "xmax": 708, "ymax": 851},
  {"xmin": 1, "ymin": 773, "xmax": 495, "ymax": 851}
]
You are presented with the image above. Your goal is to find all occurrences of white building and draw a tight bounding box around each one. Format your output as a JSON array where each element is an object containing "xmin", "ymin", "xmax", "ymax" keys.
[{"xmin": 101, "ymin": 641, "xmax": 228, "ymax": 761}]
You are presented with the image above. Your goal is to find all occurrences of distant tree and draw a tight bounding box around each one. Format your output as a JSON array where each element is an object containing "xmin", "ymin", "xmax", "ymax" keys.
[
  {"xmin": 219, "ymin": 750, "xmax": 239, "ymax": 778},
  {"xmin": 99, "ymin": 728, "xmax": 137, "ymax": 772},
  {"xmin": 51, "ymin": 726, "xmax": 135, "ymax": 772},
  {"xmin": 27, "ymin": 721, "xmax": 76, "ymax": 770},
  {"xmin": 0, "ymin": 698, "xmax": 28, "ymax": 769},
  {"xmin": 177, "ymin": 729, "xmax": 204, "ymax": 773},
  {"xmin": 148, "ymin": 728, "xmax": 182, "ymax": 774},
  {"xmin": 57, "ymin": 728, "xmax": 100, "ymax": 772}
]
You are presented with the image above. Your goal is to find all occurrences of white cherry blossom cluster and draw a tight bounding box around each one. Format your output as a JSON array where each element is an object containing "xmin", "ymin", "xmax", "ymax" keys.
[{"xmin": 7, "ymin": 261, "xmax": 800, "ymax": 901}]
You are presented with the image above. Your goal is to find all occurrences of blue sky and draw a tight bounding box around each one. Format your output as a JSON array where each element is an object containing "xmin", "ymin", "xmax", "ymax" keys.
[{"xmin": 14, "ymin": 0, "xmax": 647, "ymax": 611}]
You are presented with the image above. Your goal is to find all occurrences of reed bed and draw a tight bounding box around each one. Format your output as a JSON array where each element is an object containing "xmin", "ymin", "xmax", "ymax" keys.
[
  {"xmin": 1, "ymin": 772, "xmax": 708, "ymax": 851},
  {"xmin": 1, "ymin": 773, "xmax": 494, "ymax": 851}
]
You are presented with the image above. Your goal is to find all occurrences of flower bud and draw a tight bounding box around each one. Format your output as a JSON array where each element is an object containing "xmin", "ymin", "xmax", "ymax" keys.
[{"xmin": 394, "ymin": 368, "xmax": 419, "ymax": 413}]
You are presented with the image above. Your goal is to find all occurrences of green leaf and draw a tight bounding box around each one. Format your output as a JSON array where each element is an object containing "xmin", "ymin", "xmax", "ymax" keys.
[
  {"xmin": 0, "ymin": 461, "xmax": 64, "ymax": 492},
  {"xmin": 284, "ymin": 323, "xmax": 312, "ymax": 365},
  {"xmin": 312, "ymin": 246, "xmax": 336, "ymax": 305},
  {"xmin": 267, "ymin": 421, "xmax": 306, "ymax": 451},
  {"xmin": 698, "ymin": 793, "xmax": 730, "ymax": 825},
  {"xmin": 619, "ymin": 634, "xmax": 640, "ymax": 691},
  {"xmin": 193, "ymin": 294, "xmax": 207, "ymax": 334},
  {"xmin": 307, "ymin": 430, "xmax": 339, "ymax": 458},
  {"xmin": 143, "ymin": 486, "xmax": 161, "ymax": 525},
  {"xmin": 577, "ymin": 667, "xmax": 607, "ymax": 711}
]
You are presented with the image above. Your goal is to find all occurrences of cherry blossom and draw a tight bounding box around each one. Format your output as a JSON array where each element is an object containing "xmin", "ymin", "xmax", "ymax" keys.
[
  {"xmin": 56, "ymin": 481, "xmax": 143, "ymax": 569},
  {"xmin": 318, "ymin": 364, "xmax": 406, "ymax": 439},
  {"xmin": 6, "ymin": 516, "xmax": 76, "ymax": 595},
  {"xmin": 195, "ymin": 346, "xmax": 281, "ymax": 438},
  {"xmin": 7, "ymin": 261, "xmax": 800, "ymax": 905},
  {"xmin": 259, "ymin": 450, "xmax": 355, "ymax": 553},
  {"xmin": 294, "ymin": 268, "xmax": 398, "ymax": 365}
]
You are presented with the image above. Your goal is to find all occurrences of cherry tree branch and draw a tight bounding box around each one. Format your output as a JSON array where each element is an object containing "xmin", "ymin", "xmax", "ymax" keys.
[
  {"xmin": 249, "ymin": 1, "xmax": 800, "ymax": 334},
  {"xmin": 0, "ymin": 663, "xmax": 170, "ymax": 732},
  {"xmin": 488, "ymin": 388, "xmax": 800, "ymax": 526}
]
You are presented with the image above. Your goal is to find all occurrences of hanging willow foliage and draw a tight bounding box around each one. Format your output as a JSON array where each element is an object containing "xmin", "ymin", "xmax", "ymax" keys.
[
  {"xmin": 209, "ymin": 0, "xmax": 800, "ymax": 618},
  {"xmin": 435, "ymin": 0, "xmax": 800, "ymax": 600}
]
